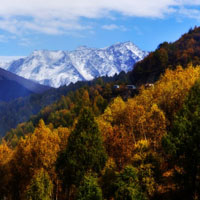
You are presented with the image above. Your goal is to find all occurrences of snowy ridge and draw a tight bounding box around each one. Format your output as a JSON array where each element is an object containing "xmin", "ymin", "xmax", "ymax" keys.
[
  {"xmin": 0, "ymin": 56, "xmax": 25, "ymax": 70},
  {"xmin": 1, "ymin": 42, "xmax": 148, "ymax": 88}
]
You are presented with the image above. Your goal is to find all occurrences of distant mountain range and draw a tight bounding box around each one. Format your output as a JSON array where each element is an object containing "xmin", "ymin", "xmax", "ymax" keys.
[
  {"xmin": 1, "ymin": 42, "xmax": 148, "ymax": 88},
  {"xmin": 0, "ymin": 68, "xmax": 50, "ymax": 102},
  {"xmin": 1, "ymin": 27, "xmax": 200, "ymax": 137}
]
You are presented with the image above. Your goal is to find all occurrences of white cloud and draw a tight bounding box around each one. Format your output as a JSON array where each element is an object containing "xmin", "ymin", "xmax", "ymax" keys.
[
  {"xmin": 0, "ymin": 0, "xmax": 199, "ymax": 35},
  {"xmin": 0, "ymin": 18, "xmax": 86, "ymax": 35},
  {"xmin": 0, "ymin": 0, "xmax": 176, "ymax": 19},
  {"xmin": 102, "ymin": 24, "xmax": 119, "ymax": 30},
  {"xmin": 102, "ymin": 24, "xmax": 127, "ymax": 31},
  {"xmin": 18, "ymin": 38, "xmax": 31, "ymax": 47},
  {"xmin": 178, "ymin": 7, "xmax": 200, "ymax": 20},
  {"xmin": 0, "ymin": 34, "xmax": 18, "ymax": 43},
  {"xmin": 0, "ymin": 35, "xmax": 8, "ymax": 43}
]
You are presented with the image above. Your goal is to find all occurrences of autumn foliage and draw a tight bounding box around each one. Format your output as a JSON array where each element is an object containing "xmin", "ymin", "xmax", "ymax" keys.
[{"xmin": 0, "ymin": 64, "xmax": 200, "ymax": 199}]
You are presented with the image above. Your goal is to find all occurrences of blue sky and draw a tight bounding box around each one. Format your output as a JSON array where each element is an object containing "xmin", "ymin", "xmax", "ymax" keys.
[{"xmin": 0, "ymin": 0, "xmax": 200, "ymax": 56}]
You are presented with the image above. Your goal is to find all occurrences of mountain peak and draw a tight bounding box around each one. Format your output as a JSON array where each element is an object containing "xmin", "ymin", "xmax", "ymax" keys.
[
  {"xmin": 110, "ymin": 41, "xmax": 136, "ymax": 47},
  {"xmin": 2, "ymin": 42, "xmax": 148, "ymax": 88},
  {"xmin": 32, "ymin": 49, "xmax": 46, "ymax": 54},
  {"xmin": 117, "ymin": 41, "xmax": 134, "ymax": 45},
  {"xmin": 76, "ymin": 45, "xmax": 91, "ymax": 51}
]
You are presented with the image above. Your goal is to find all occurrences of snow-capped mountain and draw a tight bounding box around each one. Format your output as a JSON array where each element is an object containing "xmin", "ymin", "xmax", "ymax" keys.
[
  {"xmin": 1, "ymin": 42, "xmax": 148, "ymax": 88},
  {"xmin": 0, "ymin": 56, "xmax": 25, "ymax": 69}
]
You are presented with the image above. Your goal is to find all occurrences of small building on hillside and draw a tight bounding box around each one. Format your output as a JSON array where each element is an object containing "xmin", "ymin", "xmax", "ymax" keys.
[
  {"xmin": 113, "ymin": 85, "xmax": 120, "ymax": 89},
  {"xmin": 145, "ymin": 83, "xmax": 154, "ymax": 89}
]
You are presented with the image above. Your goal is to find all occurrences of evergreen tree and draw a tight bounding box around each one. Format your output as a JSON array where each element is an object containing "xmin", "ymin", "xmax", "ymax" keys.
[
  {"xmin": 163, "ymin": 79, "xmax": 200, "ymax": 199},
  {"xmin": 114, "ymin": 166, "xmax": 146, "ymax": 200},
  {"xmin": 76, "ymin": 174, "xmax": 103, "ymax": 200},
  {"xmin": 25, "ymin": 168, "xmax": 53, "ymax": 200},
  {"xmin": 56, "ymin": 108, "xmax": 107, "ymax": 194}
]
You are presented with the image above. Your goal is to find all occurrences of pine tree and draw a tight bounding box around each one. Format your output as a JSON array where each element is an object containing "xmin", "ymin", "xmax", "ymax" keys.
[
  {"xmin": 76, "ymin": 174, "xmax": 103, "ymax": 200},
  {"xmin": 25, "ymin": 168, "xmax": 53, "ymax": 200},
  {"xmin": 114, "ymin": 166, "xmax": 146, "ymax": 200},
  {"xmin": 163, "ymin": 79, "xmax": 200, "ymax": 199},
  {"xmin": 56, "ymin": 108, "xmax": 107, "ymax": 195}
]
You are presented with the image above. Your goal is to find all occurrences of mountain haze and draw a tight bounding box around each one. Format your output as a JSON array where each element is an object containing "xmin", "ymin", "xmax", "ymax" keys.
[{"xmin": 0, "ymin": 68, "xmax": 50, "ymax": 102}]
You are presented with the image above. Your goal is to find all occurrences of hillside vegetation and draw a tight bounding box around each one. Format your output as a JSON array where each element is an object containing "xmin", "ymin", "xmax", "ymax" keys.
[
  {"xmin": 1, "ymin": 27, "xmax": 200, "ymax": 200},
  {"xmin": 2, "ymin": 26, "xmax": 200, "ymax": 137},
  {"xmin": 0, "ymin": 71, "xmax": 130, "ymax": 137},
  {"xmin": 1, "ymin": 65, "xmax": 200, "ymax": 199},
  {"xmin": 131, "ymin": 26, "xmax": 200, "ymax": 84}
]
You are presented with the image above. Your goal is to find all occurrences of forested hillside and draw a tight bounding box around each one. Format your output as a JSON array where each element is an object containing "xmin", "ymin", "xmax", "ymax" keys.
[
  {"xmin": 1, "ymin": 27, "xmax": 200, "ymax": 200},
  {"xmin": 2, "ymin": 26, "xmax": 200, "ymax": 137},
  {"xmin": 131, "ymin": 26, "xmax": 200, "ymax": 84},
  {"xmin": 0, "ymin": 71, "xmax": 130, "ymax": 136},
  {"xmin": 1, "ymin": 65, "xmax": 200, "ymax": 199},
  {"xmin": 3, "ymin": 26, "xmax": 200, "ymax": 137}
]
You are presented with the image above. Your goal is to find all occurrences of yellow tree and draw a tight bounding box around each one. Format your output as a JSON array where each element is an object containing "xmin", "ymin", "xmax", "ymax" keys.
[
  {"xmin": 135, "ymin": 65, "xmax": 200, "ymax": 122},
  {"xmin": 0, "ymin": 141, "xmax": 13, "ymax": 198},
  {"xmin": 122, "ymin": 99, "xmax": 146, "ymax": 142},
  {"xmin": 144, "ymin": 104, "xmax": 167, "ymax": 149},
  {"xmin": 102, "ymin": 96, "xmax": 126, "ymax": 125},
  {"xmin": 103, "ymin": 125, "xmax": 135, "ymax": 170},
  {"xmin": 132, "ymin": 140, "xmax": 156, "ymax": 197},
  {"xmin": 10, "ymin": 119, "xmax": 60, "ymax": 199},
  {"xmin": 56, "ymin": 127, "xmax": 70, "ymax": 151}
]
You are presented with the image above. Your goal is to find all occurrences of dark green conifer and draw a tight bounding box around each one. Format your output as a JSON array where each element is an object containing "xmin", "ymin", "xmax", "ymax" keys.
[
  {"xmin": 114, "ymin": 166, "xmax": 146, "ymax": 200},
  {"xmin": 56, "ymin": 107, "xmax": 107, "ymax": 192},
  {"xmin": 163, "ymin": 79, "xmax": 200, "ymax": 199},
  {"xmin": 76, "ymin": 174, "xmax": 103, "ymax": 200},
  {"xmin": 25, "ymin": 168, "xmax": 53, "ymax": 200}
]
